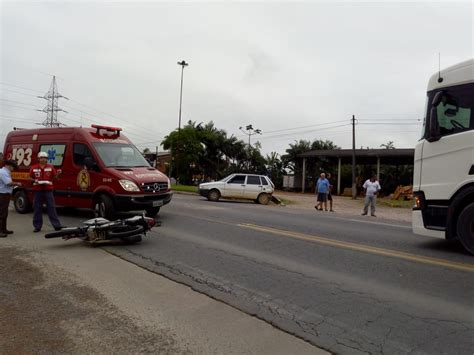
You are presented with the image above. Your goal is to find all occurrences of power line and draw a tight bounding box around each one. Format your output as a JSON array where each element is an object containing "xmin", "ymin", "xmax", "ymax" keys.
[
  {"xmin": 0, "ymin": 82, "xmax": 43, "ymax": 94},
  {"xmin": 1, "ymin": 81, "xmax": 166, "ymax": 139},
  {"xmin": 258, "ymin": 123, "xmax": 350, "ymax": 141},
  {"xmin": 0, "ymin": 98, "xmax": 38, "ymax": 107}
]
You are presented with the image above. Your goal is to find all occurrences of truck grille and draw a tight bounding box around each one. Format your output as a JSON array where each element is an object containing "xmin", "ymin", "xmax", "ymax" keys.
[{"xmin": 141, "ymin": 182, "xmax": 168, "ymax": 193}]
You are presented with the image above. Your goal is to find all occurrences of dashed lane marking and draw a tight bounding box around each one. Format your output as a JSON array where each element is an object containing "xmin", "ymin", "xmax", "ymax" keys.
[{"xmin": 239, "ymin": 223, "xmax": 474, "ymax": 273}]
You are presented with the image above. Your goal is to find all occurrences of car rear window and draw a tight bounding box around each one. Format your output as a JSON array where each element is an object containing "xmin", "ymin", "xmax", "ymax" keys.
[
  {"xmin": 247, "ymin": 176, "xmax": 261, "ymax": 185},
  {"xmin": 261, "ymin": 177, "xmax": 269, "ymax": 185}
]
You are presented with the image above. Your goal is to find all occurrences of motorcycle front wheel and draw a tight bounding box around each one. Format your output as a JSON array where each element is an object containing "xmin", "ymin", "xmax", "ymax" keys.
[{"xmin": 45, "ymin": 228, "xmax": 83, "ymax": 239}]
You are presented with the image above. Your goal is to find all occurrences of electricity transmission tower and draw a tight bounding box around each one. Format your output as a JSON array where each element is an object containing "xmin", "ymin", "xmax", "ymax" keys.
[{"xmin": 37, "ymin": 75, "xmax": 68, "ymax": 127}]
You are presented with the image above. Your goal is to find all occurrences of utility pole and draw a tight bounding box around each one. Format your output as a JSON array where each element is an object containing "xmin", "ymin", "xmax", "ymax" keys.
[
  {"xmin": 155, "ymin": 145, "xmax": 159, "ymax": 169},
  {"xmin": 351, "ymin": 114, "xmax": 356, "ymax": 199},
  {"xmin": 239, "ymin": 124, "xmax": 262, "ymax": 170},
  {"xmin": 37, "ymin": 76, "xmax": 68, "ymax": 127}
]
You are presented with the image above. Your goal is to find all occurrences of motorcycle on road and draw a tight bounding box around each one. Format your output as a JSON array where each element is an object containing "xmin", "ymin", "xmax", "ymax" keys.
[{"xmin": 44, "ymin": 215, "xmax": 157, "ymax": 245}]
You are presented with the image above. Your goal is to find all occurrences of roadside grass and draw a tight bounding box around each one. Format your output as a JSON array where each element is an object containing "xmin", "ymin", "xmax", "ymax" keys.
[
  {"xmin": 171, "ymin": 184, "xmax": 198, "ymax": 193},
  {"xmin": 275, "ymin": 197, "xmax": 293, "ymax": 205},
  {"xmin": 378, "ymin": 197, "xmax": 413, "ymax": 208}
]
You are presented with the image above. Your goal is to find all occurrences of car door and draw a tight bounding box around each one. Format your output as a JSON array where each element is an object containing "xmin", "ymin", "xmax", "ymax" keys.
[
  {"xmin": 223, "ymin": 174, "xmax": 246, "ymax": 198},
  {"xmin": 243, "ymin": 175, "xmax": 264, "ymax": 199}
]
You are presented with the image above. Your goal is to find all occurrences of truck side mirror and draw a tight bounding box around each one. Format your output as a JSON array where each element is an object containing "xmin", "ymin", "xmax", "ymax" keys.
[
  {"xmin": 84, "ymin": 157, "xmax": 99, "ymax": 171},
  {"xmin": 426, "ymin": 91, "xmax": 444, "ymax": 142}
]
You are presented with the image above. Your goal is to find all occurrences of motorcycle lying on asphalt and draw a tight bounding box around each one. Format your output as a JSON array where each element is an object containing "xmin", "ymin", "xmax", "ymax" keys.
[{"xmin": 44, "ymin": 215, "xmax": 158, "ymax": 245}]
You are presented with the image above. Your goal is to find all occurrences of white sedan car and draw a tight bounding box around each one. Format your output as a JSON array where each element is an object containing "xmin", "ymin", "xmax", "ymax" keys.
[{"xmin": 198, "ymin": 173, "xmax": 275, "ymax": 205}]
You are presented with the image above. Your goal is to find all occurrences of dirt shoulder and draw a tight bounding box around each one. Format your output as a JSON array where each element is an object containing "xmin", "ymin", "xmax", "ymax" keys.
[
  {"xmin": 273, "ymin": 191, "xmax": 411, "ymax": 223},
  {"xmin": 0, "ymin": 246, "xmax": 184, "ymax": 354}
]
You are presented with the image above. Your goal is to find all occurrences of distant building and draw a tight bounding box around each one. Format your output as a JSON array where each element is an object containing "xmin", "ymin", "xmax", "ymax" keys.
[{"xmin": 143, "ymin": 151, "xmax": 171, "ymax": 174}]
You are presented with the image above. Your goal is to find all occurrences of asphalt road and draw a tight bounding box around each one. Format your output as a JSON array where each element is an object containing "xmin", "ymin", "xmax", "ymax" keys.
[{"xmin": 70, "ymin": 194, "xmax": 472, "ymax": 354}]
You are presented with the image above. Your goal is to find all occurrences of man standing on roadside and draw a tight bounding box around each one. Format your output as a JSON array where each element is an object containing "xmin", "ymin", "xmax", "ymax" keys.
[
  {"xmin": 0, "ymin": 160, "xmax": 21, "ymax": 237},
  {"xmin": 29, "ymin": 152, "xmax": 63, "ymax": 232},
  {"xmin": 326, "ymin": 172, "xmax": 335, "ymax": 212},
  {"xmin": 315, "ymin": 173, "xmax": 330, "ymax": 211},
  {"xmin": 362, "ymin": 175, "xmax": 381, "ymax": 217}
]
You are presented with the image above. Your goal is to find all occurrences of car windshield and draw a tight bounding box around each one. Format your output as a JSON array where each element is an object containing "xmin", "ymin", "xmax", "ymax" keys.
[{"xmin": 93, "ymin": 142, "xmax": 150, "ymax": 168}]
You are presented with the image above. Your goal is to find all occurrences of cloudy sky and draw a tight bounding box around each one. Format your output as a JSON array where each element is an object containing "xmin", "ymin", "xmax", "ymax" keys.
[{"xmin": 1, "ymin": 1, "xmax": 472, "ymax": 156}]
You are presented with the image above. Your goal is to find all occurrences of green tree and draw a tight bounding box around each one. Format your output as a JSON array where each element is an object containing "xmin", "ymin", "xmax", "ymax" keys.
[{"xmin": 380, "ymin": 141, "xmax": 396, "ymax": 149}]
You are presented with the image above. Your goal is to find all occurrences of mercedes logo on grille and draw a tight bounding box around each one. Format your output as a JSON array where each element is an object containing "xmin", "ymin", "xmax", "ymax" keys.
[{"xmin": 153, "ymin": 183, "xmax": 160, "ymax": 191}]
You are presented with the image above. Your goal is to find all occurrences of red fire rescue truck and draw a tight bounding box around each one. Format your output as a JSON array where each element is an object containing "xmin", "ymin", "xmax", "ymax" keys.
[{"xmin": 3, "ymin": 124, "xmax": 172, "ymax": 219}]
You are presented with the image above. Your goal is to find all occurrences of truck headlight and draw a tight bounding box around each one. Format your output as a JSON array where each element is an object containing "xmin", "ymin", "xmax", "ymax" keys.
[{"xmin": 119, "ymin": 180, "xmax": 140, "ymax": 192}]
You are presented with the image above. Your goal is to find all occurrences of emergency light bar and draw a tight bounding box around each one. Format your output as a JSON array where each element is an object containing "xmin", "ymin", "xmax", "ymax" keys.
[{"xmin": 91, "ymin": 124, "xmax": 122, "ymax": 137}]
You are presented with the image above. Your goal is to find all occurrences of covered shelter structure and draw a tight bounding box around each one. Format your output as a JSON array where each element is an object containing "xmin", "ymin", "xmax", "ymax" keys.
[{"xmin": 297, "ymin": 148, "xmax": 415, "ymax": 195}]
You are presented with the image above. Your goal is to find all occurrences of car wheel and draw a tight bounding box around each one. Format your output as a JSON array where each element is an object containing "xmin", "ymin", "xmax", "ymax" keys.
[
  {"xmin": 208, "ymin": 189, "xmax": 221, "ymax": 202},
  {"xmin": 457, "ymin": 202, "xmax": 474, "ymax": 255},
  {"xmin": 257, "ymin": 193, "xmax": 271, "ymax": 205},
  {"xmin": 94, "ymin": 195, "xmax": 115, "ymax": 220},
  {"xmin": 13, "ymin": 190, "xmax": 32, "ymax": 214}
]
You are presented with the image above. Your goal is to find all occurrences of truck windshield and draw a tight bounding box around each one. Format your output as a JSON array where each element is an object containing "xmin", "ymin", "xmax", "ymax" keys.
[
  {"xmin": 93, "ymin": 142, "xmax": 150, "ymax": 168},
  {"xmin": 425, "ymin": 84, "xmax": 474, "ymax": 139}
]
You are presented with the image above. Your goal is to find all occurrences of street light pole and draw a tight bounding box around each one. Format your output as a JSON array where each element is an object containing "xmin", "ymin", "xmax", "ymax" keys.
[
  {"xmin": 175, "ymin": 60, "xmax": 189, "ymax": 182},
  {"xmin": 177, "ymin": 60, "xmax": 188, "ymax": 132}
]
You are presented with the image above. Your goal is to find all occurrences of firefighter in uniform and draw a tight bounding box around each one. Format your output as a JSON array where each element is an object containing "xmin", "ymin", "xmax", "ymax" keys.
[{"xmin": 29, "ymin": 151, "xmax": 63, "ymax": 232}]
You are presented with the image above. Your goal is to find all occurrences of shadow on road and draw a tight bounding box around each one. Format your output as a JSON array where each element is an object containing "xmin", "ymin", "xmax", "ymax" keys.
[{"xmin": 417, "ymin": 238, "xmax": 471, "ymax": 257}]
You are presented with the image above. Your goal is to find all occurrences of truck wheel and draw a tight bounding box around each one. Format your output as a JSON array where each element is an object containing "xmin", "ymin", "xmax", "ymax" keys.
[
  {"xmin": 94, "ymin": 195, "xmax": 115, "ymax": 220},
  {"xmin": 13, "ymin": 190, "xmax": 32, "ymax": 214},
  {"xmin": 457, "ymin": 202, "xmax": 474, "ymax": 255},
  {"xmin": 257, "ymin": 193, "xmax": 271, "ymax": 205},
  {"xmin": 208, "ymin": 189, "xmax": 221, "ymax": 202},
  {"xmin": 145, "ymin": 207, "xmax": 160, "ymax": 218}
]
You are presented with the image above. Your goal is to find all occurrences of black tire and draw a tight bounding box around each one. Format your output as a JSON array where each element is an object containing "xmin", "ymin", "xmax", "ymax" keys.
[
  {"xmin": 13, "ymin": 190, "xmax": 32, "ymax": 214},
  {"xmin": 145, "ymin": 207, "xmax": 160, "ymax": 218},
  {"xmin": 257, "ymin": 193, "xmax": 271, "ymax": 205},
  {"xmin": 45, "ymin": 228, "xmax": 82, "ymax": 239},
  {"xmin": 208, "ymin": 189, "xmax": 221, "ymax": 202},
  {"xmin": 94, "ymin": 195, "xmax": 115, "ymax": 220},
  {"xmin": 107, "ymin": 225, "xmax": 144, "ymax": 238},
  {"xmin": 121, "ymin": 234, "xmax": 142, "ymax": 244},
  {"xmin": 457, "ymin": 203, "xmax": 474, "ymax": 255}
]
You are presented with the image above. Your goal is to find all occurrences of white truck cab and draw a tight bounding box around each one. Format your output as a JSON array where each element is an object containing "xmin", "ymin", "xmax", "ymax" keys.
[{"xmin": 413, "ymin": 59, "xmax": 474, "ymax": 254}]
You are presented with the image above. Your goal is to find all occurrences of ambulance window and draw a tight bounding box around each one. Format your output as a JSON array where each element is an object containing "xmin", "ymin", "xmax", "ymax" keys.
[
  {"xmin": 73, "ymin": 144, "xmax": 94, "ymax": 167},
  {"xmin": 39, "ymin": 144, "xmax": 66, "ymax": 167}
]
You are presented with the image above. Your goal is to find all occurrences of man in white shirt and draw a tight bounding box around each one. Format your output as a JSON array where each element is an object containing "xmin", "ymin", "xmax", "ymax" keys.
[
  {"xmin": 0, "ymin": 160, "xmax": 20, "ymax": 237},
  {"xmin": 362, "ymin": 175, "xmax": 381, "ymax": 217}
]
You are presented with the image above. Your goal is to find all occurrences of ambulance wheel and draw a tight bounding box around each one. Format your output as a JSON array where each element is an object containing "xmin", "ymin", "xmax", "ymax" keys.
[
  {"xmin": 457, "ymin": 203, "xmax": 474, "ymax": 255},
  {"xmin": 13, "ymin": 190, "xmax": 32, "ymax": 214},
  {"xmin": 94, "ymin": 195, "xmax": 115, "ymax": 220},
  {"xmin": 145, "ymin": 207, "xmax": 160, "ymax": 218}
]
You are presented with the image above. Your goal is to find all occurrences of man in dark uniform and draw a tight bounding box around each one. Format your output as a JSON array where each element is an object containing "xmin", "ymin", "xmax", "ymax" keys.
[{"xmin": 29, "ymin": 151, "xmax": 63, "ymax": 232}]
